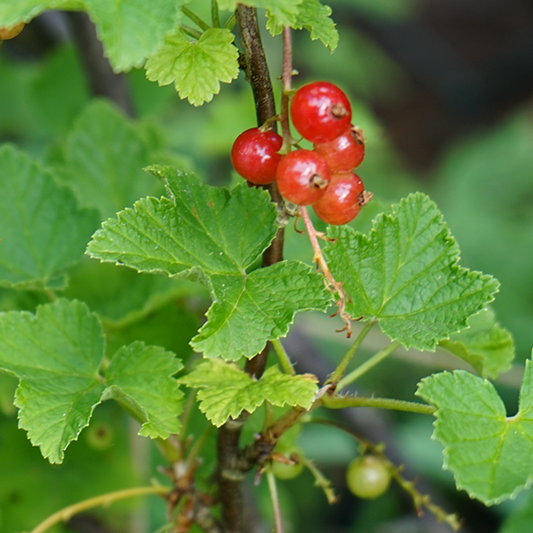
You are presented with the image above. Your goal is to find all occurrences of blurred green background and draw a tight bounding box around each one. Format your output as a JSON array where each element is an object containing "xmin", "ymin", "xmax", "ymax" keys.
[{"xmin": 1, "ymin": 1, "xmax": 533, "ymax": 532}]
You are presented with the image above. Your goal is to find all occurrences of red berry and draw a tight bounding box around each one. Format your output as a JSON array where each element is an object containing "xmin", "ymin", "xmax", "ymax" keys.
[
  {"xmin": 276, "ymin": 150, "xmax": 331, "ymax": 205},
  {"xmin": 314, "ymin": 125, "xmax": 365, "ymax": 173},
  {"xmin": 231, "ymin": 128, "xmax": 282, "ymax": 185},
  {"xmin": 290, "ymin": 81, "xmax": 352, "ymax": 144},
  {"xmin": 312, "ymin": 172, "xmax": 365, "ymax": 225}
]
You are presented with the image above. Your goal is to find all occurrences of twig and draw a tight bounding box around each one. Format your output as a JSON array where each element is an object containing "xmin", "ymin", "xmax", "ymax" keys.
[
  {"xmin": 30, "ymin": 486, "xmax": 170, "ymax": 533},
  {"xmin": 266, "ymin": 470, "xmax": 284, "ymax": 533}
]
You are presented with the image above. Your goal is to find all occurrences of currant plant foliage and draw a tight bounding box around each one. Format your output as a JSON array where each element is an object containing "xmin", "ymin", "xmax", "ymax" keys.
[{"xmin": 0, "ymin": 0, "xmax": 530, "ymax": 529}]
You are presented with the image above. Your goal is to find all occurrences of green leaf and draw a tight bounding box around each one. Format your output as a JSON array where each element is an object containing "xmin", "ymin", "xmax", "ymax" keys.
[
  {"xmin": 0, "ymin": 0, "xmax": 180, "ymax": 72},
  {"xmin": 87, "ymin": 168, "xmax": 333, "ymax": 360},
  {"xmin": 179, "ymin": 360, "xmax": 318, "ymax": 427},
  {"xmin": 0, "ymin": 299, "xmax": 185, "ymax": 462},
  {"xmin": 219, "ymin": 0, "xmax": 302, "ymax": 28},
  {"xmin": 145, "ymin": 27, "xmax": 239, "ymax": 106},
  {"xmin": 191, "ymin": 263, "xmax": 332, "ymax": 360},
  {"xmin": 266, "ymin": 0, "xmax": 339, "ymax": 51},
  {"xmin": 416, "ymin": 361, "xmax": 533, "ymax": 505},
  {"xmin": 439, "ymin": 308, "xmax": 515, "ymax": 380},
  {"xmin": 60, "ymin": 100, "xmax": 164, "ymax": 220},
  {"xmin": 0, "ymin": 299, "xmax": 105, "ymax": 463},
  {"xmin": 324, "ymin": 193, "xmax": 500, "ymax": 351},
  {"xmin": 103, "ymin": 342, "xmax": 184, "ymax": 438},
  {"xmin": 0, "ymin": 145, "xmax": 99, "ymax": 290}
]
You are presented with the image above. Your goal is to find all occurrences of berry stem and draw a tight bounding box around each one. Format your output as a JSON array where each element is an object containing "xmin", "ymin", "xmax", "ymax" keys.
[
  {"xmin": 298, "ymin": 206, "xmax": 353, "ymax": 335},
  {"xmin": 279, "ymin": 27, "xmax": 293, "ymax": 154}
]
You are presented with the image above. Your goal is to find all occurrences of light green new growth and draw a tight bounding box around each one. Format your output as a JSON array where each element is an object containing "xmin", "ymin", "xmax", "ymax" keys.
[
  {"xmin": 325, "ymin": 193, "xmax": 500, "ymax": 351},
  {"xmin": 0, "ymin": 299, "xmax": 184, "ymax": 463},
  {"xmin": 179, "ymin": 360, "xmax": 318, "ymax": 427},
  {"xmin": 266, "ymin": 0, "xmax": 339, "ymax": 51},
  {"xmin": 0, "ymin": 145, "xmax": 99, "ymax": 290},
  {"xmin": 417, "ymin": 361, "xmax": 533, "ymax": 505},
  {"xmin": 439, "ymin": 307, "xmax": 515, "ymax": 380},
  {"xmin": 87, "ymin": 169, "xmax": 332, "ymax": 361},
  {"xmin": 218, "ymin": 0, "xmax": 303, "ymax": 28},
  {"xmin": 145, "ymin": 27, "xmax": 239, "ymax": 106}
]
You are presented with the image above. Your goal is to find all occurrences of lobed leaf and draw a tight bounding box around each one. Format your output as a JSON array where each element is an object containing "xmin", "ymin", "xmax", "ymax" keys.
[
  {"xmin": 266, "ymin": 0, "xmax": 338, "ymax": 51},
  {"xmin": 219, "ymin": 0, "xmax": 302, "ymax": 28},
  {"xmin": 0, "ymin": 145, "xmax": 99, "ymax": 290},
  {"xmin": 417, "ymin": 361, "xmax": 533, "ymax": 505},
  {"xmin": 0, "ymin": 0, "xmax": 180, "ymax": 72},
  {"xmin": 60, "ymin": 100, "xmax": 164, "ymax": 221},
  {"xmin": 0, "ymin": 299, "xmax": 105, "ymax": 463},
  {"xmin": 0, "ymin": 300, "xmax": 185, "ymax": 463},
  {"xmin": 179, "ymin": 359, "xmax": 318, "ymax": 427},
  {"xmin": 145, "ymin": 27, "xmax": 239, "ymax": 106},
  {"xmin": 103, "ymin": 342, "xmax": 184, "ymax": 438},
  {"xmin": 439, "ymin": 308, "xmax": 515, "ymax": 380},
  {"xmin": 192, "ymin": 263, "xmax": 333, "ymax": 360},
  {"xmin": 324, "ymin": 193, "xmax": 500, "ymax": 351},
  {"xmin": 87, "ymin": 169, "xmax": 333, "ymax": 360}
]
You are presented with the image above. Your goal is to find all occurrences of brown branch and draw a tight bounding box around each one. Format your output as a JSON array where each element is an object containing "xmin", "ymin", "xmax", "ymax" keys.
[
  {"xmin": 67, "ymin": 11, "xmax": 135, "ymax": 117},
  {"xmin": 216, "ymin": 8, "xmax": 284, "ymax": 532}
]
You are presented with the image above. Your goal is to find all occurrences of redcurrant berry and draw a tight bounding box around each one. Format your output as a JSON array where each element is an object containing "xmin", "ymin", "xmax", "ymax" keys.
[
  {"xmin": 312, "ymin": 172, "xmax": 365, "ymax": 225},
  {"xmin": 276, "ymin": 149, "xmax": 331, "ymax": 205},
  {"xmin": 231, "ymin": 127, "xmax": 282, "ymax": 185},
  {"xmin": 346, "ymin": 455, "xmax": 391, "ymax": 499},
  {"xmin": 271, "ymin": 448, "xmax": 305, "ymax": 480},
  {"xmin": 0, "ymin": 22, "xmax": 24, "ymax": 40},
  {"xmin": 313, "ymin": 126, "xmax": 365, "ymax": 173},
  {"xmin": 290, "ymin": 81, "xmax": 352, "ymax": 144}
]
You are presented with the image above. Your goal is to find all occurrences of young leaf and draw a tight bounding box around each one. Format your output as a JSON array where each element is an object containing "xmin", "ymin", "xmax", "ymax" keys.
[
  {"xmin": 417, "ymin": 361, "xmax": 533, "ymax": 505},
  {"xmin": 0, "ymin": 145, "xmax": 99, "ymax": 290},
  {"xmin": 145, "ymin": 27, "xmax": 239, "ymax": 106},
  {"xmin": 324, "ymin": 193, "xmax": 500, "ymax": 351},
  {"xmin": 439, "ymin": 308, "xmax": 515, "ymax": 380},
  {"xmin": 60, "ymin": 100, "xmax": 164, "ymax": 220},
  {"xmin": 179, "ymin": 360, "xmax": 318, "ymax": 427},
  {"xmin": 0, "ymin": 299, "xmax": 106, "ymax": 464},
  {"xmin": 103, "ymin": 342, "xmax": 184, "ymax": 438},
  {"xmin": 218, "ymin": 0, "xmax": 302, "ymax": 28},
  {"xmin": 0, "ymin": 1, "xmax": 181, "ymax": 72},
  {"xmin": 87, "ymin": 169, "xmax": 333, "ymax": 360},
  {"xmin": 266, "ymin": 0, "xmax": 339, "ymax": 51}
]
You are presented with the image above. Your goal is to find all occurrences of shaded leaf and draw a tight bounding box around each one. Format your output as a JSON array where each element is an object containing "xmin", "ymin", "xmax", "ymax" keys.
[{"xmin": 0, "ymin": 145, "xmax": 99, "ymax": 290}]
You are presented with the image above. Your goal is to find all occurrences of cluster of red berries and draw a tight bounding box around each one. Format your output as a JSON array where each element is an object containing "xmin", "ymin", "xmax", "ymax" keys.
[{"xmin": 231, "ymin": 81, "xmax": 369, "ymax": 226}]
